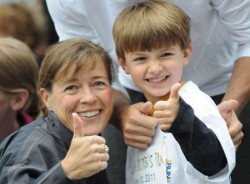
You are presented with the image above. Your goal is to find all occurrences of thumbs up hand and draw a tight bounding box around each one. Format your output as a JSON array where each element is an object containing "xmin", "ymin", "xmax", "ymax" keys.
[
  {"xmin": 61, "ymin": 112, "xmax": 109, "ymax": 180},
  {"xmin": 121, "ymin": 101, "xmax": 157, "ymax": 149},
  {"xmin": 72, "ymin": 112, "xmax": 85, "ymax": 138},
  {"xmin": 218, "ymin": 100, "xmax": 243, "ymax": 149},
  {"xmin": 154, "ymin": 83, "xmax": 182, "ymax": 131}
]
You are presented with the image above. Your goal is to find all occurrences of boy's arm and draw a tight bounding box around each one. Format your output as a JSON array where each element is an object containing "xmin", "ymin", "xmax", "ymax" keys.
[
  {"xmin": 118, "ymin": 98, "xmax": 243, "ymax": 149},
  {"xmin": 152, "ymin": 84, "xmax": 227, "ymax": 175},
  {"xmin": 108, "ymin": 88, "xmax": 131, "ymax": 130},
  {"xmin": 169, "ymin": 98, "xmax": 227, "ymax": 176},
  {"xmin": 110, "ymin": 88, "xmax": 158, "ymax": 149}
]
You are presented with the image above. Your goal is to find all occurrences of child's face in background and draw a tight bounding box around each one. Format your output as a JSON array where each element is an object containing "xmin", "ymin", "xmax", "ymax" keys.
[
  {"xmin": 120, "ymin": 44, "xmax": 192, "ymax": 103},
  {"xmin": 0, "ymin": 91, "xmax": 12, "ymax": 125},
  {"xmin": 40, "ymin": 60, "xmax": 113, "ymax": 136}
]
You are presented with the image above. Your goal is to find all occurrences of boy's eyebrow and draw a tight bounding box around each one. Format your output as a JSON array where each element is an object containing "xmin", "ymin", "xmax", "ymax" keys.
[
  {"xmin": 159, "ymin": 46, "xmax": 176, "ymax": 51},
  {"xmin": 127, "ymin": 47, "xmax": 176, "ymax": 55},
  {"xmin": 127, "ymin": 52, "xmax": 145, "ymax": 56}
]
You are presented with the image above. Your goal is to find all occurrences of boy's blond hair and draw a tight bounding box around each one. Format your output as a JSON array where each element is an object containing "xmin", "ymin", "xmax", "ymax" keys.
[{"xmin": 113, "ymin": 0, "xmax": 191, "ymax": 59}]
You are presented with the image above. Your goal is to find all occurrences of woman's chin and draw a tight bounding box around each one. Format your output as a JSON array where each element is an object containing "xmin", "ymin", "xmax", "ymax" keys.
[{"xmin": 84, "ymin": 127, "xmax": 103, "ymax": 136}]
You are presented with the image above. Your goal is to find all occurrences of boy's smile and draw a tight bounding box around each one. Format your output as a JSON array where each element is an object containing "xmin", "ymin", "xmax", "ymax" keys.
[{"xmin": 120, "ymin": 44, "xmax": 192, "ymax": 103}]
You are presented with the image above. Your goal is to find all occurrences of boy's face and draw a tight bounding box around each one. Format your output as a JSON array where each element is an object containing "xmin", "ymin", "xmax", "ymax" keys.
[
  {"xmin": 40, "ymin": 60, "xmax": 113, "ymax": 136},
  {"xmin": 119, "ymin": 44, "xmax": 192, "ymax": 103}
]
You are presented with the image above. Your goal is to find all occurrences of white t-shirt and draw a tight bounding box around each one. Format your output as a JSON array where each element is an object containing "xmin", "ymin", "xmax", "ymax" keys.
[
  {"xmin": 46, "ymin": 0, "xmax": 250, "ymax": 96},
  {"xmin": 126, "ymin": 81, "xmax": 235, "ymax": 184}
]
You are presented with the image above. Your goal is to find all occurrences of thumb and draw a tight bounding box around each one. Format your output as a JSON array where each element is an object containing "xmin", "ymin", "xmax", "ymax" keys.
[
  {"xmin": 169, "ymin": 83, "xmax": 182, "ymax": 100},
  {"xmin": 72, "ymin": 112, "xmax": 85, "ymax": 138},
  {"xmin": 136, "ymin": 101, "xmax": 153, "ymax": 115},
  {"xmin": 218, "ymin": 100, "xmax": 239, "ymax": 126},
  {"xmin": 218, "ymin": 100, "xmax": 239, "ymax": 114}
]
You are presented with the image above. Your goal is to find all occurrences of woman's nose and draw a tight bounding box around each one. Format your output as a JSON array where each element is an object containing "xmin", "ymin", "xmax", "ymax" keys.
[{"xmin": 79, "ymin": 88, "xmax": 96, "ymax": 103}]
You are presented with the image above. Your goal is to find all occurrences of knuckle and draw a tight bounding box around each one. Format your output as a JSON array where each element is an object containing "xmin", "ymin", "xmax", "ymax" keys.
[{"xmin": 241, "ymin": 132, "xmax": 244, "ymax": 138}]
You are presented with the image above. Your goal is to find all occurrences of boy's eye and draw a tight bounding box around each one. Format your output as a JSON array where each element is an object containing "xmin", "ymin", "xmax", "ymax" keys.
[
  {"xmin": 161, "ymin": 52, "xmax": 173, "ymax": 57},
  {"xmin": 134, "ymin": 56, "xmax": 146, "ymax": 62}
]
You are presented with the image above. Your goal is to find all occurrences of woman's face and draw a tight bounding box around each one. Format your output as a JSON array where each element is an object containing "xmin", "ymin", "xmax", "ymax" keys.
[{"xmin": 40, "ymin": 60, "xmax": 113, "ymax": 136}]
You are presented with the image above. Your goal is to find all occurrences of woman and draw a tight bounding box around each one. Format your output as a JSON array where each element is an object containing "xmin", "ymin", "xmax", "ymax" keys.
[{"xmin": 0, "ymin": 38, "xmax": 113, "ymax": 183}]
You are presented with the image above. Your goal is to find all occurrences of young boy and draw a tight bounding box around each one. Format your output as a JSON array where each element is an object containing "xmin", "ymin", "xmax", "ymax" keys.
[{"xmin": 113, "ymin": 1, "xmax": 235, "ymax": 183}]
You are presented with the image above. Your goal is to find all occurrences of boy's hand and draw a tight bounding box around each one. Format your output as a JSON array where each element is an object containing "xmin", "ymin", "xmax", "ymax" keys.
[
  {"xmin": 218, "ymin": 100, "xmax": 244, "ymax": 149},
  {"xmin": 121, "ymin": 102, "xmax": 158, "ymax": 149},
  {"xmin": 61, "ymin": 113, "xmax": 109, "ymax": 180},
  {"xmin": 154, "ymin": 83, "xmax": 182, "ymax": 131}
]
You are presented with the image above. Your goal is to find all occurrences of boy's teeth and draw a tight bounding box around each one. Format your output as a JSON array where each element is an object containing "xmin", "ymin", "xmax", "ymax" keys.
[{"xmin": 149, "ymin": 77, "xmax": 165, "ymax": 83}]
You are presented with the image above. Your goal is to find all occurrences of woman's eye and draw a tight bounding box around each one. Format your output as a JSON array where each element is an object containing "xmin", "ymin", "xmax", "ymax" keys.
[
  {"xmin": 94, "ymin": 81, "xmax": 108, "ymax": 89},
  {"xmin": 95, "ymin": 81, "xmax": 106, "ymax": 86},
  {"xmin": 65, "ymin": 85, "xmax": 78, "ymax": 92}
]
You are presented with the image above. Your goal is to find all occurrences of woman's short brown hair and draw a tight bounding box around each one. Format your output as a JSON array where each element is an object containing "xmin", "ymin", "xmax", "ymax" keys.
[{"xmin": 38, "ymin": 38, "xmax": 114, "ymax": 115}]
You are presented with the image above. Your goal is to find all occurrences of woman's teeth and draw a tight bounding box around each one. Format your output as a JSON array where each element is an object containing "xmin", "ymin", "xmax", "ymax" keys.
[{"xmin": 78, "ymin": 110, "xmax": 99, "ymax": 117}]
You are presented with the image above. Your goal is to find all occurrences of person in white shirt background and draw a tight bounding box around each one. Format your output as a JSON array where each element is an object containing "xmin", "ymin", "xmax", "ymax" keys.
[{"xmin": 46, "ymin": 0, "xmax": 249, "ymax": 183}]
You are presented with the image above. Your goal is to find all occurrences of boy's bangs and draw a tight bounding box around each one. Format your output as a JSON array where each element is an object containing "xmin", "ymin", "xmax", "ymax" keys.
[{"xmin": 123, "ymin": 23, "xmax": 177, "ymax": 52}]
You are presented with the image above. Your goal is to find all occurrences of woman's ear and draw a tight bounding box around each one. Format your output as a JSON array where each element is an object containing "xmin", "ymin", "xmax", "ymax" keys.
[
  {"xmin": 10, "ymin": 89, "xmax": 29, "ymax": 111},
  {"xmin": 183, "ymin": 42, "xmax": 193, "ymax": 65},
  {"xmin": 39, "ymin": 88, "xmax": 50, "ymax": 108},
  {"xmin": 118, "ymin": 57, "xmax": 130, "ymax": 74}
]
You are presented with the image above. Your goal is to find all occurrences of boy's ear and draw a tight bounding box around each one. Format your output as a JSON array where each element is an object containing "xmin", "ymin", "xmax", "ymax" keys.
[
  {"xmin": 118, "ymin": 57, "xmax": 130, "ymax": 74},
  {"xmin": 39, "ymin": 88, "xmax": 50, "ymax": 108},
  {"xmin": 183, "ymin": 42, "xmax": 192, "ymax": 65},
  {"xmin": 10, "ymin": 89, "xmax": 29, "ymax": 111}
]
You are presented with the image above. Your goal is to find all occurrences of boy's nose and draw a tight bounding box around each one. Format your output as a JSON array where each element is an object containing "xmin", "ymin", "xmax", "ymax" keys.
[{"xmin": 148, "ymin": 60, "xmax": 162, "ymax": 74}]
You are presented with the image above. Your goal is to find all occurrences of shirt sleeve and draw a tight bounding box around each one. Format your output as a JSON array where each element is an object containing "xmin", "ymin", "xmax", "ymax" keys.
[
  {"xmin": 0, "ymin": 144, "xmax": 75, "ymax": 184},
  {"xmin": 0, "ymin": 125, "xmax": 79, "ymax": 184},
  {"xmin": 46, "ymin": 0, "xmax": 117, "ymax": 64},
  {"xmin": 210, "ymin": 0, "xmax": 250, "ymax": 58},
  {"xmin": 0, "ymin": 162, "xmax": 74, "ymax": 184},
  {"xmin": 169, "ymin": 98, "xmax": 227, "ymax": 176},
  {"xmin": 46, "ymin": 0, "xmax": 127, "ymax": 93}
]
